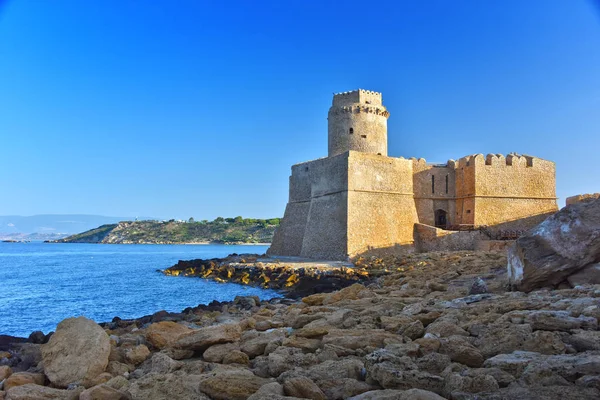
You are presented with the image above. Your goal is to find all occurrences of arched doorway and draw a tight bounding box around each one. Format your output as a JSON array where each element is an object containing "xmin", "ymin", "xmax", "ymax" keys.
[{"xmin": 435, "ymin": 209, "xmax": 447, "ymax": 229}]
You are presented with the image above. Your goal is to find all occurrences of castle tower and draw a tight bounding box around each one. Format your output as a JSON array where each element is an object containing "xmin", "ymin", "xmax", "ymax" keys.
[
  {"xmin": 328, "ymin": 89, "xmax": 390, "ymax": 157},
  {"xmin": 269, "ymin": 89, "xmax": 418, "ymax": 260}
]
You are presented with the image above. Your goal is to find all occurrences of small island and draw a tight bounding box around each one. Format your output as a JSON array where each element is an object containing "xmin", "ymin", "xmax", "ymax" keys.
[{"xmin": 50, "ymin": 217, "xmax": 280, "ymax": 244}]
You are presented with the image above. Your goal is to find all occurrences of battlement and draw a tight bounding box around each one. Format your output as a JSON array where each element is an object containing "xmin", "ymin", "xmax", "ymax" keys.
[
  {"xmin": 332, "ymin": 89, "xmax": 383, "ymax": 107},
  {"xmin": 454, "ymin": 153, "xmax": 552, "ymax": 168}
]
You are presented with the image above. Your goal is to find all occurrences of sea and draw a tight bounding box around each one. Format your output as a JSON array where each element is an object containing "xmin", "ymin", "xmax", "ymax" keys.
[{"xmin": 0, "ymin": 242, "xmax": 280, "ymax": 337}]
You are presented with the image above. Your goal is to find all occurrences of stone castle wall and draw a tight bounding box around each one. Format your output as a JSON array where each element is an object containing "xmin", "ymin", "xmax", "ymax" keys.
[
  {"xmin": 347, "ymin": 152, "xmax": 418, "ymax": 257},
  {"xmin": 268, "ymin": 90, "xmax": 559, "ymax": 261}
]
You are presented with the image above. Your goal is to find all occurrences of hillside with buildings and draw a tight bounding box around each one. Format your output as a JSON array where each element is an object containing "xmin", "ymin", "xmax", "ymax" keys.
[{"xmin": 53, "ymin": 218, "xmax": 280, "ymax": 244}]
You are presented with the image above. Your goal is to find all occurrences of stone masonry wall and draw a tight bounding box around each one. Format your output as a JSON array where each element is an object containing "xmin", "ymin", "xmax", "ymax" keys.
[{"xmin": 347, "ymin": 152, "xmax": 418, "ymax": 257}]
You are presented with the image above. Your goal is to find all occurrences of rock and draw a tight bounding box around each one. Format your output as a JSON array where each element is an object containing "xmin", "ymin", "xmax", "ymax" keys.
[
  {"xmin": 323, "ymin": 284, "xmax": 369, "ymax": 305},
  {"xmin": 4, "ymin": 373, "xmax": 45, "ymax": 390},
  {"xmin": 5, "ymin": 384, "xmax": 82, "ymax": 400},
  {"xmin": 509, "ymin": 310, "xmax": 598, "ymax": 331},
  {"xmin": 223, "ymin": 350, "xmax": 250, "ymax": 365},
  {"xmin": 565, "ymin": 330, "xmax": 600, "ymax": 352},
  {"xmin": 439, "ymin": 336, "xmax": 484, "ymax": 367},
  {"xmin": 104, "ymin": 376, "xmax": 129, "ymax": 391},
  {"xmin": 247, "ymin": 382, "xmax": 289, "ymax": 400},
  {"xmin": 0, "ymin": 366, "xmax": 12, "ymax": 381},
  {"xmin": 28, "ymin": 331, "xmax": 47, "ymax": 345},
  {"xmin": 123, "ymin": 345, "xmax": 150, "ymax": 365},
  {"xmin": 87, "ymin": 373, "xmax": 113, "ymax": 387},
  {"xmin": 141, "ymin": 352, "xmax": 182, "ymax": 375},
  {"xmin": 463, "ymin": 367, "xmax": 515, "ymax": 388},
  {"xmin": 106, "ymin": 361, "xmax": 132, "ymax": 376},
  {"xmin": 400, "ymin": 321, "xmax": 425, "ymax": 340},
  {"xmin": 568, "ymin": 263, "xmax": 600, "ymax": 286},
  {"xmin": 281, "ymin": 336, "xmax": 321, "ymax": 353},
  {"xmin": 302, "ymin": 293, "xmax": 327, "ymax": 306},
  {"xmin": 522, "ymin": 330, "xmax": 566, "ymax": 355},
  {"xmin": 283, "ymin": 377, "xmax": 326, "ymax": 400},
  {"xmin": 256, "ymin": 346, "xmax": 319, "ymax": 378},
  {"xmin": 379, "ymin": 315, "xmax": 415, "ymax": 332},
  {"xmin": 11, "ymin": 343, "xmax": 42, "ymax": 371},
  {"xmin": 414, "ymin": 337, "xmax": 441, "ymax": 355},
  {"xmin": 202, "ymin": 343, "xmax": 240, "ymax": 363},
  {"xmin": 322, "ymin": 329, "xmax": 398, "ymax": 350},
  {"xmin": 174, "ymin": 323, "xmax": 242, "ymax": 352},
  {"xmin": 348, "ymin": 389, "xmax": 445, "ymax": 400},
  {"xmin": 468, "ymin": 278, "xmax": 488, "ymax": 295},
  {"xmin": 240, "ymin": 329, "xmax": 287, "ymax": 358},
  {"xmin": 160, "ymin": 347, "xmax": 194, "ymax": 360},
  {"xmin": 126, "ymin": 372, "xmax": 208, "ymax": 400},
  {"xmin": 472, "ymin": 322, "xmax": 533, "ymax": 358},
  {"xmin": 507, "ymin": 198, "xmax": 600, "ymax": 292},
  {"xmin": 443, "ymin": 372, "xmax": 499, "ymax": 396},
  {"xmin": 234, "ymin": 296, "xmax": 260, "ymax": 309},
  {"xmin": 576, "ymin": 375, "xmax": 600, "ymax": 390},
  {"xmin": 482, "ymin": 351, "xmax": 543, "ymax": 377},
  {"xmin": 79, "ymin": 384, "xmax": 131, "ymax": 400},
  {"xmin": 41, "ymin": 317, "xmax": 110, "ymax": 388},
  {"xmin": 145, "ymin": 321, "xmax": 193, "ymax": 350},
  {"xmin": 415, "ymin": 353, "xmax": 451, "ymax": 374},
  {"xmin": 425, "ymin": 320, "xmax": 469, "ymax": 338},
  {"xmin": 566, "ymin": 193, "xmax": 600, "ymax": 206},
  {"xmin": 469, "ymin": 385, "xmax": 600, "ymax": 400},
  {"xmin": 364, "ymin": 349, "xmax": 444, "ymax": 393},
  {"xmin": 198, "ymin": 368, "xmax": 269, "ymax": 400}
]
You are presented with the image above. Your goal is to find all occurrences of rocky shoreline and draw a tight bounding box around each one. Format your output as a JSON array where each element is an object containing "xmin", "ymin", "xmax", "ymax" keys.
[
  {"xmin": 1, "ymin": 199, "xmax": 599, "ymax": 400},
  {"xmin": 1, "ymin": 249, "xmax": 599, "ymax": 400},
  {"xmin": 162, "ymin": 254, "xmax": 375, "ymax": 298}
]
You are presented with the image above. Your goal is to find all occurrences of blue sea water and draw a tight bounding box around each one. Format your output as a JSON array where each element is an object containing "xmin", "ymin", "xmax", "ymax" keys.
[{"xmin": 0, "ymin": 242, "xmax": 279, "ymax": 337}]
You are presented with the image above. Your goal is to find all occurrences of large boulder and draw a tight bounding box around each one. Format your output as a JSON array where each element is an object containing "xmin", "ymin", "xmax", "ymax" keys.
[
  {"xmin": 508, "ymin": 198, "xmax": 600, "ymax": 292},
  {"xmin": 41, "ymin": 317, "xmax": 111, "ymax": 388}
]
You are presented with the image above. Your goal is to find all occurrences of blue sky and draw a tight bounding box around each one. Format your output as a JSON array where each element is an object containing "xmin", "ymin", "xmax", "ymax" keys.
[{"xmin": 0, "ymin": 0, "xmax": 598, "ymax": 220}]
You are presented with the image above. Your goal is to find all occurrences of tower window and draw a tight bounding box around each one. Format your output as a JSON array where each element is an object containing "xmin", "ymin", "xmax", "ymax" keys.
[
  {"xmin": 445, "ymin": 175, "xmax": 449, "ymax": 194},
  {"xmin": 361, "ymin": 135, "xmax": 367, "ymax": 138},
  {"xmin": 349, "ymin": 128, "xmax": 353, "ymax": 134},
  {"xmin": 432, "ymin": 176, "xmax": 435, "ymax": 194}
]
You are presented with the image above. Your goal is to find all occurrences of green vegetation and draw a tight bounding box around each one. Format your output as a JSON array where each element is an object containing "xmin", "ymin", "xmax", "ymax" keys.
[{"xmin": 55, "ymin": 217, "xmax": 281, "ymax": 244}]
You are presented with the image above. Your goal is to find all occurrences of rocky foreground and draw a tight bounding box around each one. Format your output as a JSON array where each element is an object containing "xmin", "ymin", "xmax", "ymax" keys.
[
  {"xmin": 1, "ymin": 249, "xmax": 599, "ymax": 400},
  {"xmin": 2, "ymin": 199, "xmax": 600, "ymax": 400}
]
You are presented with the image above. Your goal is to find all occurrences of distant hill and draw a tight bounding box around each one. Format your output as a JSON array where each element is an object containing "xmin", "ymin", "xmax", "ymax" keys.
[
  {"xmin": 53, "ymin": 217, "xmax": 281, "ymax": 244},
  {"xmin": 0, "ymin": 214, "xmax": 147, "ymax": 235}
]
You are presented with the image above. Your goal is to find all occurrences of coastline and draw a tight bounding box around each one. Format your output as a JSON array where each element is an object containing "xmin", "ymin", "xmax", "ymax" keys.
[
  {"xmin": 45, "ymin": 241, "xmax": 272, "ymax": 245},
  {"xmin": 2, "ymin": 250, "xmax": 600, "ymax": 399}
]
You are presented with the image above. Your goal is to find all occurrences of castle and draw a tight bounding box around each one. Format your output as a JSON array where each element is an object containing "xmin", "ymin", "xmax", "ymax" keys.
[{"xmin": 267, "ymin": 90, "xmax": 558, "ymax": 260}]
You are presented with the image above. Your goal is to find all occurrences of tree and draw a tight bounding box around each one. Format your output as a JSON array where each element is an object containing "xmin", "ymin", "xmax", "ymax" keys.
[{"xmin": 188, "ymin": 217, "xmax": 195, "ymax": 223}]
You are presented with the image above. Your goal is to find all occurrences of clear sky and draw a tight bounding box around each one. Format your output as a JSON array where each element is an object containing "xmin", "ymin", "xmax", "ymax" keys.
[{"xmin": 1, "ymin": 0, "xmax": 599, "ymax": 220}]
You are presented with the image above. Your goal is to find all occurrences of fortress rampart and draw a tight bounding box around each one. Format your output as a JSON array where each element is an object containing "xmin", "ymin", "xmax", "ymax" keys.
[{"xmin": 268, "ymin": 90, "xmax": 558, "ymax": 260}]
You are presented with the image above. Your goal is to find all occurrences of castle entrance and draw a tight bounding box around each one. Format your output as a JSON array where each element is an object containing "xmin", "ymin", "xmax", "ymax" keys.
[{"xmin": 435, "ymin": 209, "xmax": 447, "ymax": 229}]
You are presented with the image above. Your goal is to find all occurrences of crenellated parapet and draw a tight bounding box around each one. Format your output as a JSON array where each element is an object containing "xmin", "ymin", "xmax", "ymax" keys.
[
  {"xmin": 453, "ymin": 153, "xmax": 550, "ymax": 168},
  {"xmin": 332, "ymin": 89, "xmax": 383, "ymax": 107}
]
